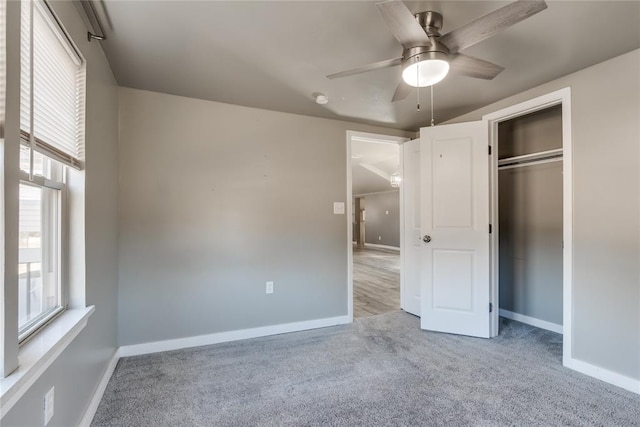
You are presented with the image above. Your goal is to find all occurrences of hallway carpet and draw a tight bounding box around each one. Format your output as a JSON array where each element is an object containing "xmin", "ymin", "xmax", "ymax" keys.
[{"xmin": 93, "ymin": 312, "xmax": 640, "ymax": 426}]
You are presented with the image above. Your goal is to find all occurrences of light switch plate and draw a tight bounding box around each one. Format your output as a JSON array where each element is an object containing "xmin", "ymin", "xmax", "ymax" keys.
[
  {"xmin": 333, "ymin": 202, "xmax": 345, "ymax": 214},
  {"xmin": 44, "ymin": 387, "xmax": 54, "ymax": 425}
]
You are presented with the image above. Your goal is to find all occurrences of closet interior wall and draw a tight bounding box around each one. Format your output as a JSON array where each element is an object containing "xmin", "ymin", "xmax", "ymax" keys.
[{"xmin": 498, "ymin": 105, "xmax": 564, "ymax": 327}]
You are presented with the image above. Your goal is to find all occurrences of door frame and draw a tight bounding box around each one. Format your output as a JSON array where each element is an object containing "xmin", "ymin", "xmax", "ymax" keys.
[
  {"xmin": 483, "ymin": 87, "xmax": 573, "ymax": 365},
  {"xmin": 346, "ymin": 131, "xmax": 409, "ymax": 322}
]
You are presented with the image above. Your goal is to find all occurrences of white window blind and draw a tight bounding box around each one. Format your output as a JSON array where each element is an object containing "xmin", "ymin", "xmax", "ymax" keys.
[{"xmin": 20, "ymin": 0, "xmax": 85, "ymax": 169}]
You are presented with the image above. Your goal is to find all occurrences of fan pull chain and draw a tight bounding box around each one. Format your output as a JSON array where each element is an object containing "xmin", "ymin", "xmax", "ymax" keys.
[
  {"xmin": 430, "ymin": 84, "xmax": 435, "ymax": 127},
  {"xmin": 416, "ymin": 55, "xmax": 420, "ymax": 111}
]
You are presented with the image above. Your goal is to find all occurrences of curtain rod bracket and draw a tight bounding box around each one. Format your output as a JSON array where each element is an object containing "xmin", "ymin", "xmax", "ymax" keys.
[
  {"xmin": 81, "ymin": 1, "xmax": 107, "ymax": 41},
  {"xmin": 88, "ymin": 32, "xmax": 106, "ymax": 42}
]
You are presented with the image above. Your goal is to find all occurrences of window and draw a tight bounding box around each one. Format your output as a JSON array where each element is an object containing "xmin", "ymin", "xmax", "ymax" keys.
[
  {"xmin": 18, "ymin": 0, "xmax": 85, "ymax": 342},
  {"xmin": 18, "ymin": 149, "xmax": 65, "ymax": 340}
]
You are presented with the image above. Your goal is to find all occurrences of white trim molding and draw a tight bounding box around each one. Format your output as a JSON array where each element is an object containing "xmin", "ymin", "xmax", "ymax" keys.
[
  {"xmin": 119, "ymin": 315, "xmax": 350, "ymax": 357},
  {"xmin": 353, "ymin": 189, "xmax": 400, "ymax": 198},
  {"xmin": 346, "ymin": 132, "xmax": 354, "ymax": 322},
  {"xmin": 499, "ymin": 309, "xmax": 563, "ymax": 335},
  {"xmin": 363, "ymin": 243, "xmax": 400, "ymax": 252},
  {"xmin": 80, "ymin": 315, "xmax": 352, "ymax": 425},
  {"xmin": 483, "ymin": 87, "xmax": 573, "ymax": 365},
  {"xmin": 564, "ymin": 358, "xmax": 640, "ymax": 395},
  {"xmin": 482, "ymin": 87, "xmax": 571, "ymax": 123},
  {"xmin": 78, "ymin": 349, "xmax": 120, "ymax": 427},
  {"xmin": 0, "ymin": 306, "xmax": 95, "ymax": 418}
]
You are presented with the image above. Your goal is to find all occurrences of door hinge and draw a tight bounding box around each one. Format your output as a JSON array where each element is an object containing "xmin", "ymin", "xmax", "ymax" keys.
[
  {"xmin": 489, "ymin": 224, "xmax": 492, "ymax": 234},
  {"xmin": 488, "ymin": 145, "xmax": 492, "ymax": 155},
  {"xmin": 489, "ymin": 303, "xmax": 493, "ymax": 313}
]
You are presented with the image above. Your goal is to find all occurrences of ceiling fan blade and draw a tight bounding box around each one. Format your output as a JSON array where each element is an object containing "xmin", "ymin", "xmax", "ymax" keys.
[
  {"xmin": 327, "ymin": 57, "xmax": 403, "ymax": 80},
  {"xmin": 376, "ymin": 0, "xmax": 431, "ymax": 49},
  {"xmin": 440, "ymin": 0, "xmax": 547, "ymax": 54},
  {"xmin": 392, "ymin": 81, "xmax": 412, "ymax": 102},
  {"xmin": 449, "ymin": 54, "xmax": 505, "ymax": 80}
]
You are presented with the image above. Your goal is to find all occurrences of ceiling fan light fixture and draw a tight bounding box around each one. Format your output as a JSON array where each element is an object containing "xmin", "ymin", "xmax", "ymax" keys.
[{"xmin": 402, "ymin": 51, "xmax": 449, "ymax": 88}]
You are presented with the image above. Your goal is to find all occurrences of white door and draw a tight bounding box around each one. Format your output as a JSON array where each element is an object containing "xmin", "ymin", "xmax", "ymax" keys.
[
  {"xmin": 420, "ymin": 121, "xmax": 490, "ymax": 338},
  {"xmin": 401, "ymin": 139, "xmax": 421, "ymax": 316}
]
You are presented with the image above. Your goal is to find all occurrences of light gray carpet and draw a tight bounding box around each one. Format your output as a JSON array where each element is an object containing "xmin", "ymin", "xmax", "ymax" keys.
[{"xmin": 93, "ymin": 312, "xmax": 640, "ymax": 426}]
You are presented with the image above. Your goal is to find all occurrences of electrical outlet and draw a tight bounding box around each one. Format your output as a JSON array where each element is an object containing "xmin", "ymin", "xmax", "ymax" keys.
[
  {"xmin": 266, "ymin": 281, "xmax": 274, "ymax": 294},
  {"xmin": 44, "ymin": 387, "xmax": 54, "ymax": 425},
  {"xmin": 378, "ymin": 236, "xmax": 382, "ymax": 241}
]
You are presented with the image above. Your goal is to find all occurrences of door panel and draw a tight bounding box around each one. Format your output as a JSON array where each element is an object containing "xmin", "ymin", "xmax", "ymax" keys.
[
  {"xmin": 420, "ymin": 122, "xmax": 490, "ymax": 338},
  {"xmin": 433, "ymin": 138, "xmax": 474, "ymax": 228},
  {"xmin": 432, "ymin": 250, "xmax": 473, "ymax": 311},
  {"xmin": 401, "ymin": 139, "xmax": 420, "ymax": 316}
]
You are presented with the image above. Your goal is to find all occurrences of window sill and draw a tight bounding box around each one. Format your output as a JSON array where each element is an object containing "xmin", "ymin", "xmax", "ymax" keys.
[{"xmin": 0, "ymin": 306, "xmax": 95, "ymax": 418}]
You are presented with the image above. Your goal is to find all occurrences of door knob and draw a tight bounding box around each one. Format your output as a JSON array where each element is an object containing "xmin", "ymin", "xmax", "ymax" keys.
[{"xmin": 423, "ymin": 235, "xmax": 432, "ymax": 243}]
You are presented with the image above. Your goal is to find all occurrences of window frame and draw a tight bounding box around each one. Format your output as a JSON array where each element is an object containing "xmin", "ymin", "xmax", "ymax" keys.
[
  {"xmin": 17, "ymin": 163, "xmax": 68, "ymax": 344},
  {"xmin": 2, "ymin": 0, "xmax": 95, "ymax": 406},
  {"xmin": 14, "ymin": 0, "xmax": 82, "ymax": 345}
]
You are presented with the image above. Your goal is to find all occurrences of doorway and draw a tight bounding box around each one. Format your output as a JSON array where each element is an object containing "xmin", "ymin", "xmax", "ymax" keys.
[
  {"xmin": 496, "ymin": 105, "xmax": 564, "ymax": 335},
  {"xmin": 346, "ymin": 131, "xmax": 409, "ymax": 320},
  {"xmin": 484, "ymin": 87, "xmax": 573, "ymax": 363}
]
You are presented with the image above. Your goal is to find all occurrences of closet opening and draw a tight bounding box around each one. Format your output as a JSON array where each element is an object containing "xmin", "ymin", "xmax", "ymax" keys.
[
  {"xmin": 485, "ymin": 88, "xmax": 573, "ymax": 364},
  {"xmin": 496, "ymin": 104, "xmax": 564, "ymax": 340}
]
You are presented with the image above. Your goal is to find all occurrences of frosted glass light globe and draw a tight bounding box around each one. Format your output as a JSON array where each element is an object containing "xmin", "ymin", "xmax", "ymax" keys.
[{"xmin": 402, "ymin": 59, "xmax": 449, "ymax": 87}]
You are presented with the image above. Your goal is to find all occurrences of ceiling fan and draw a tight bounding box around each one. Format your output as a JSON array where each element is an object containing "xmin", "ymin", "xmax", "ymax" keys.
[{"xmin": 327, "ymin": 0, "xmax": 547, "ymax": 102}]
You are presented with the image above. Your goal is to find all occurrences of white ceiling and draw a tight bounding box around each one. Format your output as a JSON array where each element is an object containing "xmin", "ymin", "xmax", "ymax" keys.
[
  {"xmin": 98, "ymin": 1, "xmax": 640, "ymax": 131},
  {"xmin": 351, "ymin": 140, "xmax": 400, "ymax": 195}
]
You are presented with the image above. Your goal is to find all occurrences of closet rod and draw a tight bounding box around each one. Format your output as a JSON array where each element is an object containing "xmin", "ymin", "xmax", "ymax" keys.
[
  {"xmin": 498, "ymin": 156, "xmax": 562, "ymax": 171},
  {"xmin": 497, "ymin": 148, "xmax": 563, "ymax": 167}
]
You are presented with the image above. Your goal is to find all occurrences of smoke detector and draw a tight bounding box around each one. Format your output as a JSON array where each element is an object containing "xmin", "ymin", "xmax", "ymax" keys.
[{"xmin": 315, "ymin": 94, "xmax": 329, "ymax": 105}]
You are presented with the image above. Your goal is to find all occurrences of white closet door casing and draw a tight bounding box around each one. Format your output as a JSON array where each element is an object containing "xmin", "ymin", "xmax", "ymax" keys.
[
  {"xmin": 402, "ymin": 139, "xmax": 421, "ymax": 316},
  {"xmin": 420, "ymin": 121, "xmax": 490, "ymax": 338}
]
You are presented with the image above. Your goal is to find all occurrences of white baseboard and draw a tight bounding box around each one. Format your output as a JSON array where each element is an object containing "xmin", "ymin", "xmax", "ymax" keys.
[
  {"xmin": 564, "ymin": 357, "xmax": 640, "ymax": 395},
  {"xmin": 499, "ymin": 309, "xmax": 563, "ymax": 334},
  {"xmin": 55, "ymin": 312, "xmax": 640, "ymax": 427},
  {"xmin": 119, "ymin": 315, "xmax": 351, "ymax": 357},
  {"xmin": 363, "ymin": 243, "xmax": 400, "ymax": 252},
  {"xmin": 78, "ymin": 315, "xmax": 350, "ymax": 425},
  {"xmin": 78, "ymin": 349, "xmax": 120, "ymax": 427}
]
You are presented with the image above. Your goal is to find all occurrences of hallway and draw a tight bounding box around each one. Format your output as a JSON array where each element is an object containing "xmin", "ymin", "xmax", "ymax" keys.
[{"xmin": 353, "ymin": 247, "xmax": 400, "ymax": 318}]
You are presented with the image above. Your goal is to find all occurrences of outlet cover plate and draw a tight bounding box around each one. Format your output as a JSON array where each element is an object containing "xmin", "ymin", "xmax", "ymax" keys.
[{"xmin": 44, "ymin": 386, "xmax": 54, "ymax": 425}]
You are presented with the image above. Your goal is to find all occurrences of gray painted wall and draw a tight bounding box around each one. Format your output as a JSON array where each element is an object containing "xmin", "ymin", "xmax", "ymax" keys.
[
  {"xmin": 497, "ymin": 105, "xmax": 563, "ymax": 158},
  {"xmin": 363, "ymin": 191, "xmax": 400, "ymax": 248},
  {"xmin": 3, "ymin": 1, "xmax": 120, "ymax": 426},
  {"xmin": 446, "ymin": 49, "xmax": 640, "ymax": 381},
  {"xmin": 117, "ymin": 87, "xmax": 411, "ymax": 346},
  {"xmin": 499, "ymin": 163, "xmax": 563, "ymax": 324},
  {"xmin": 499, "ymin": 107, "xmax": 563, "ymax": 325}
]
